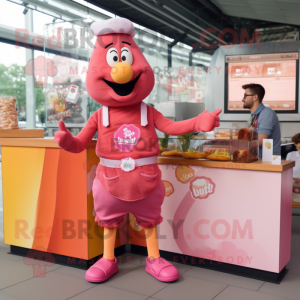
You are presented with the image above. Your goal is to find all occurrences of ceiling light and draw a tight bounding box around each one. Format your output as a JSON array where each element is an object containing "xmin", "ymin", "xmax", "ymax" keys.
[{"xmin": 83, "ymin": 16, "xmax": 93, "ymax": 23}]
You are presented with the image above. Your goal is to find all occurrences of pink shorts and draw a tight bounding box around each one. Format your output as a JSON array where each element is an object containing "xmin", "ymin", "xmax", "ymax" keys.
[{"xmin": 92, "ymin": 178, "xmax": 165, "ymax": 229}]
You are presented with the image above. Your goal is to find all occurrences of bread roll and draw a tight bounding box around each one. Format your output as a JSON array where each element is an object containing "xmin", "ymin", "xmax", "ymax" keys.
[
  {"xmin": 238, "ymin": 128, "xmax": 251, "ymax": 141},
  {"xmin": 233, "ymin": 149, "xmax": 249, "ymax": 162},
  {"xmin": 0, "ymin": 97, "xmax": 19, "ymax": 129}
]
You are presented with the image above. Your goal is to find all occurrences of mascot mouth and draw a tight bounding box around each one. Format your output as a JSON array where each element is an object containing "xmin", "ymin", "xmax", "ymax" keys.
[{"xmin": 103, "ymin": 73, "xmax": 141, "ymax": 96}]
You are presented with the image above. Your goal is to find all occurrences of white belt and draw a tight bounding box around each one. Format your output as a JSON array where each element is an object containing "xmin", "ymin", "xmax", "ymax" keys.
[{"xmin": 100, "ymin": 156, "xmax": 158, "ymax": 172}]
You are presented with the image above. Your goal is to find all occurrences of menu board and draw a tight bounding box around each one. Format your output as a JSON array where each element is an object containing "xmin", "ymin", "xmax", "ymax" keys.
[{"xmin": 226, "ymin": 52, "xmax": 298, "ymax": 111}]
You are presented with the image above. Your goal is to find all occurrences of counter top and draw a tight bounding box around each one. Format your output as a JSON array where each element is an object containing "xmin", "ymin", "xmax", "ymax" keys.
[
  {"xmin": 0, "ymin": 138, "xmax": 294, "ymax": 172},
  {"xmin": 0, "ymin": 129, "xmax": 44, "ymax": 138},
  {"xmin": 157, "ymin": 157, "xmax": 294, "ymax": 172},
  {"xmin": 0, "ymin": 137, "xmax": 96, "ymax": 148}
]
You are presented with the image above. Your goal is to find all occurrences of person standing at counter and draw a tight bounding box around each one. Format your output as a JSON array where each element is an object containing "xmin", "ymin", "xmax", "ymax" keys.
[
  {"xmin": 287, "ymin": 133, "xmax": 300, "ymax": 201},
  {"xmin": 242, "ymin": 83, "xmax": 281, "ymax": 157}
]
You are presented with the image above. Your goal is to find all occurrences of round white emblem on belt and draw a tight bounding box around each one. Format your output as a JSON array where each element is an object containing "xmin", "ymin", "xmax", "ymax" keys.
[{"xmin": 120, "ymin": 157, "xmax": 136, "ymax": 172}]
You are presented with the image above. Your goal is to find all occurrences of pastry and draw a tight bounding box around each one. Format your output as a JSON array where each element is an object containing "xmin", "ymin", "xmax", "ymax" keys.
[
  {"xmin": 238, "ymin": 128, "xmax": 251, "ymax": 141},
  {"xmin": 215, "ymin": 136, "xmax": 231, "ymax": 140},
  {"xmin": 159, "ymin": 147, "xmax": 169, "ymax": 154},
  {"xmin": 178, "ymin": 149, "xmax": 209, "ymax": 159},
  {"xmin": 233, "ymin": 148, "xmax": 249, "ymax": 162},
  {"xmin": 251, "ymin": 129, "xmax": 258, "ymax": 140},
  {"xmin": 249, "ymin": 146, "xmax": 258, "ymax": 159},
  {"xmin": 207, "ymin": 150, "xmax": 230, "ymax": 161},
  {"xmin": 161, "ymin": 150, "xmax": 182, "ymax": 156},
  {"xmin": 204, "ymin": 149, "xmax": 217, "ymax": 155},
  {"xmin": 0, "ymin": 96, "xmax": 19, "ymax": 129},
  {"xmin": 215, "ymin": 130, "xmax": 231, "ymax": 139},
  {"xmin": 204, "ymin": 148, "xmax": 229, "ymax": 155},
  {"xmin": 191, "ymin": 135, "xmax": 207, "ymax": 140},
  {"xmin": 232, "ymin": 130, "xmax": 238, "ymax": 140}
]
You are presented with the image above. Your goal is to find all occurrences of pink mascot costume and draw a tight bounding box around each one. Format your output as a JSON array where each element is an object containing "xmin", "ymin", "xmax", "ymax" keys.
[{"xmin": 54, "ymin": 18, "xmax": 221, "ymax": 283}]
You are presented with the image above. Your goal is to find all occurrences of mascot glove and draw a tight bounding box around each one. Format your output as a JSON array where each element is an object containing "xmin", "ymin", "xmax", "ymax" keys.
[
  {"xmin": 54, "ymin": 120, "xmax": 74, "ymax": 150},
  {"xmin": 196, "ymin": 108, "xmax": 222, "ymax": 132}
]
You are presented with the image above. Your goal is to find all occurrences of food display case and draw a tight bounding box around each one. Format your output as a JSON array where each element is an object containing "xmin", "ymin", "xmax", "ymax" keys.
[
  {"xmin": 188, "ymin": 130, "xmax": 231, "ymax": 161},
  {"xmin": 159, "ymin": 135, "xmax": 209, "ymax": 157},
  {"xmin": 232, "ymin": 140, "xmax": 259, "ymax": 163},
  {"xmin": 160, "ymin": 136, "xmax": 231, "ymax": 160},
  {"xmin": 214, "ymin": 128, "xmax": 232, "ymax": 140},
  {"xmin": 232, "ymin": 127, "xmax": 259, "ymax": 163},
  {"xmin": 213, "ymin": 128, "xmax": 239, "ymax": 140},
  {"xmin": 159, "ymin": 127, "xmax": 258, "ymax": 163},
  {"xmin": 159, "ymin": 136, "xmax": 182, "ymax": 153},
  {"xmin": 231, "ymin": 127, "xmax": 259, "ymax": 163},
  {"xmin": 203, "ymin": 140, "xmax": 231, "ymax": 161}
]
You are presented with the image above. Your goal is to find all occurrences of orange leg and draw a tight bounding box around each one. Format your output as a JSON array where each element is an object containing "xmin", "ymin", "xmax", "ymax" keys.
[
  {"xmin": 144, "ymin": 226, "xmax": 160, "ymax": 259},
  {"xmin": 103, "ymin": 227, "xmax": 117, "ymax": 260}
]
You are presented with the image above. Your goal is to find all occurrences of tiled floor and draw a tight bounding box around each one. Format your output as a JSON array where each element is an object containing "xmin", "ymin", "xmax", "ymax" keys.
[{"xmin": 0, "ymin": 217, "xmax": 300, "ymax": 299}]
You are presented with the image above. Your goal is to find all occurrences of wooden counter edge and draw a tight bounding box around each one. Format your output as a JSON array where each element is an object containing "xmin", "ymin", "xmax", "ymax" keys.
[
  {"xmin": 0, "ymin": 138, "xmax": 97, "ymax": 148},
  {"xmin": 157, "ymin": 157, "xmax": 295, "ymax": 172},
  {"xmin": 292, "ymin": 202, "xmax": 300, "ymax": 209},
  {"xmin": 0, "ymin": 129, "xmax": 44, "ymax": 138}
]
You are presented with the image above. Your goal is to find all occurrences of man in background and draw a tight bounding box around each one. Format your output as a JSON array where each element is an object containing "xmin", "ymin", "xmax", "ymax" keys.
[{"xmin": 242, "ymin": 83, "xmax": 281, "ymax": 157}]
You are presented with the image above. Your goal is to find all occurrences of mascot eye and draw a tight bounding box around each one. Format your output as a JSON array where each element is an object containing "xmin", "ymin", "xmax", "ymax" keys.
[
  {"xmin": 121, "ymin": 47, "xmax": 133, "ymax": 65},
  {"xmin": 106, "ymin": 48, "xmax": 119, "ymax": 67}
]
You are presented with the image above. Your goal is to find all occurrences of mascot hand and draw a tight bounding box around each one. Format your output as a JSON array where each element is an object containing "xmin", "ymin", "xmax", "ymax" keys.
[
  {"xmin": 196, "ymin": 109, "xmax": 221, "ymax": 132},
  {"xmin": 54, "ymin": 120, "xmax": 74, "ymax": 149}
]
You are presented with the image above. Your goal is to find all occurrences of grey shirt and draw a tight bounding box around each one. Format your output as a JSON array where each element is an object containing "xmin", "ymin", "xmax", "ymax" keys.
[{"xmin": 248, "ymin": 103, "xmax": 281, "ymax": 157}]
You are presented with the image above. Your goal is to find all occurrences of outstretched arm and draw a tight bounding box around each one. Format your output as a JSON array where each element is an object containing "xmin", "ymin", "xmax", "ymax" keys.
[
  {"xmin": 54, "ymin": 110, "xmax": 98, "ymax": 153},
  {"xmin": 152, "ymin": 107, "xmax": 221, "ymax": 135}
]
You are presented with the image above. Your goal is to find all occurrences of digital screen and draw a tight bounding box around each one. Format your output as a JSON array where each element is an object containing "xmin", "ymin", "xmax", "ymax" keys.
[{"xmin": 225, "ymin": 52, "xmax": 298, "ymax": 112}]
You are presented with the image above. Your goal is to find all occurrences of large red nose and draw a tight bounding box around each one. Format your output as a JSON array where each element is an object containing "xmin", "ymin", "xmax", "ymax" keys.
[{"xmin": 111, "ymin": 62, "xmax": 133, "ymax": 83}]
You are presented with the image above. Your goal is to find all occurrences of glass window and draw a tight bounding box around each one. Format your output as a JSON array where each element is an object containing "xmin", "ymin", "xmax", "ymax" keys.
[
  {"xmin": 0, "ymin": 0, "xmax": 24, "ymax": 28},
  {"xmin": 0, "ymin": 0, "xmax": 209, "ymax": 128},
  {"xmin": 33, "ymin": 10, "xmax": 56, "ymax": 36},
  {"xmin": 37, "ymin": 20, "xmax": 92, "ymax": 136}
]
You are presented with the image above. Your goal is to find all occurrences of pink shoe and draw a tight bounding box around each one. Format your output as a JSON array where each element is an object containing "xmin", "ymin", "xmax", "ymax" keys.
[
  {"xmin": 145, "ymin": 257, "xmax": 179, "ymax": 282},
  {"xmin": 85, "ymin": 257, "xmax": 118, "ymax": 283}
]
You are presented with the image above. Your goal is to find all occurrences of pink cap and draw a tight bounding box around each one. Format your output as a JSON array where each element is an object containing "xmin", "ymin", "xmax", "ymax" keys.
[{"xmin": 90, "ymin": 18, "xmax": 136, "ymax": 37}]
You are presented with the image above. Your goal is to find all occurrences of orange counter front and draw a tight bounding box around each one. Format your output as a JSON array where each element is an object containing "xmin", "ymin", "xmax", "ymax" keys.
[{"xmin": 0, "ymin": 138, "xmax": 127, "ymax": 267}]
